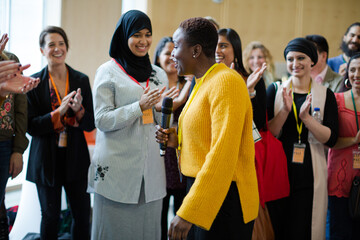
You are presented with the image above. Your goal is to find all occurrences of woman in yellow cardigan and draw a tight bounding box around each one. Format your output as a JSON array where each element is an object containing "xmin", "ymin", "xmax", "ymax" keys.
[{"xmin": 156, "ymin": 17, "xmax": 259, "ymax": 240}]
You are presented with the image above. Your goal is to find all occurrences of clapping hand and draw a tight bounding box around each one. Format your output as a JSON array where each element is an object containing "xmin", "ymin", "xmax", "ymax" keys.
[
  {"xmin": 155, "ymin": 86, "xmax": 179, "ymax": 111},
  {"xmin": 58, "ymin": 91, "xmax": 77, "ymax": 116},
  {"xmin": 299, "ymin": 93, "xmax": 312, "ymax": 121},
  {"xmin": 0, "ymin": 34, "xmax": 40, "ymax": 96},
  {"xmin": 69, "ymin": 88, "xmax": 83, "ymax": 112},
  {"xmin": 339, "ymin": 63, "xmax": 347, "ymax": 77},
  {"xmin": 0, "ymin": 63, "xmax": 39, "ymax": 96},
  {"xmin": 0, "ymin": 33, "xmax": 9, "ymax": 54},
  {"xmin": 0, "ymin": 61, "xmax": 22, "ymax": 83},
  {"xmin": 281, "ymin": 87, "xmax": 293, "ymax": 113},
  {"xmin": 139, "ymin": 86, "xmax": 166, "ymax": 111},
  {"xmin": 247, "ymin": 63, "xmax": 267, "ymax": 91}
]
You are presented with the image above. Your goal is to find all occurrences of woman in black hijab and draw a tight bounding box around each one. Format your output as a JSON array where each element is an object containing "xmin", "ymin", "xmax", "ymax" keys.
[
  {"xmin": 88, "ymin": 10, "xmax": 171, "ymax": 239},
  {"xmin": 265, "ymin": 38, "xmax": 338, "ymax": 240}
]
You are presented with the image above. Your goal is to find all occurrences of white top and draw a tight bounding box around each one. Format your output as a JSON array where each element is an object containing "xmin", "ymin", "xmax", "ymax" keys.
[{"xmin": 88, "ymin": 60, "xmax": 168, "ymax": 204}]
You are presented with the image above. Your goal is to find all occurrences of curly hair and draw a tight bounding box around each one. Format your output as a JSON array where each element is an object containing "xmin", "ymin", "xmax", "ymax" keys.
[
  {"xmin": 243, "ymin": 41, "xmax": 275, "ymax": 75},
  {"xmin": 179, "ymin": 17, "xmax": 218, "ymax": 58}
]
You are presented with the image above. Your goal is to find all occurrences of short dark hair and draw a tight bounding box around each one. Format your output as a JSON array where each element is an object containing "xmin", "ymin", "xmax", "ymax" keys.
[
  {"xmin": 153, "ymin": 36, "xmax": 173, "ymax": 67},
  {"xmin": 218, "ymin": 28, "xmax": 249, "ymax": 78},
  {"xmin": 305, "ymin": 34, "xmax": 329, "ymax": 60},
  {"xmin": 344, "ymin": 22, "xmax": 360, "ymax": 36},
  {"xmin": 179, "ymin": 17, "xmax": 218, "ymax": 58},
  {"xmin": 39, "ymin": 26, "xmax": 69, "ymax": 50},
  {"xmin": 203, "ymin": 16, "xmax": 220, "ymax": 30}
]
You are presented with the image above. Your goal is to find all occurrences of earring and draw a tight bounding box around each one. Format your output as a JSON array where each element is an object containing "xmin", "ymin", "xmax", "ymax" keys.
[
  {"xmin": 345, "ymin": 79, "xmax": 352, "ymax": 89},
  {"xmin": 193, "ymin": 53, "xmax": 196, "ymax": 58}
]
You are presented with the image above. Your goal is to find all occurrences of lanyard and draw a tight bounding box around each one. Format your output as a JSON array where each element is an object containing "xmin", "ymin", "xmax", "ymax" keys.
[
  {"xmin": 291, "ymin": 81, "xmax": 311, "ymax": 143},
  {"xmin": 351, "ymin": 89, "xmax": 359, "ymax": 131},
  {"xmin": 49, "ymin": 71, "xmax": 69, "ymax": 105},
  {"xmin": 177, "ymin": 63, "xmax": 217, "ymax": 152},
  {"xmin": 112, "ymin": 58, "xmax": 149, "ymax": 89}
]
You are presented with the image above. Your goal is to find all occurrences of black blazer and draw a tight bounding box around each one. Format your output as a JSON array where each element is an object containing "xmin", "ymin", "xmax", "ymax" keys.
[{"xmin": 26, "ymin": 65, "xmax": 95, "ymax": 186}]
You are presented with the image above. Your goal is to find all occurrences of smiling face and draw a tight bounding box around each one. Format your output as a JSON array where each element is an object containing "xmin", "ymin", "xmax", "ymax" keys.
[
  {"xmin": 159, "ymin": 42, "xmax": 177, "ymax": 74},
  {"xmin": 215, "ymin": 35, "xmax": 234, "ymax": 67},
  {"xmin": 349, "ymin": 58, "xmax": 360, "ymax": 89},
  {"xmin": 128, "ymin": 28, "xmax": 152, "ymax": 57},
  {"xmin": 40, "ymin": 33, "xmax": 67, "ymax": 66},
  {"xmin": 248, "ymin": 48, "xmax": 266, "ymax": 72},
  {"xmin": 286, "ymin": 51, "xmax": 313, "ymax": 78},
  {"xmin": 171, "ymin": 28, "xmax": 195, "ymax": 76},
  {"xmin": 344, "ymin": 26, "xmax": 360, "ymax": 52}
]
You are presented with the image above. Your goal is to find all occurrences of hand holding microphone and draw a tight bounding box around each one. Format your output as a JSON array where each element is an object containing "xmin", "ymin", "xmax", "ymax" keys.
[{"xmin": 159, "ymin": 97, "xmax": 173, "ymax": 156}]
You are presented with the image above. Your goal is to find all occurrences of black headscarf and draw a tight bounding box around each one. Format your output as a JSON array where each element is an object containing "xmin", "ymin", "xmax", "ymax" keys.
[
  {"xmin": 284, "ymin": 38, "xmax": 318, "ymax": 67},
  {"xmin": 109, "ymin": 10, "xmax": 152, "ymax": 82}
]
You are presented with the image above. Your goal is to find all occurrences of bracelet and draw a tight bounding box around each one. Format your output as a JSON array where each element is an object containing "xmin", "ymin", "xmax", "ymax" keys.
[{"xmin": 249, "ymin": 90, "xmax": 256, "ymax": 97}]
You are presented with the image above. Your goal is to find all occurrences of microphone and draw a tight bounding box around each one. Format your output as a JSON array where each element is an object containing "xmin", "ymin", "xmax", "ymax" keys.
[{"xmin": 160, "ymin": 97, "xmax": 173, "ymax": 156}]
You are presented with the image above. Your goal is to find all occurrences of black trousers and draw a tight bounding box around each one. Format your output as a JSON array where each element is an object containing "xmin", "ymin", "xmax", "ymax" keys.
[
  {"xmin": 186, "ymin": 177, "xmax": 254, "ymax": 240},
  {"xmin": 267, "ymin": 186, "xmax": 313, "ymax": 240},
  {"xmin": 36, "ymin": 148, "xmax": 90, "ymax": 240},
  {"xmin": 161, "ymin": 188, "xmax": 187, "ymax": 240}
]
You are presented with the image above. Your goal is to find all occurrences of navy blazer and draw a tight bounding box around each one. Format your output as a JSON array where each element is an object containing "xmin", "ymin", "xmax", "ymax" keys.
[{"xmin": 26, "ymin": 65, "xmax": 95, "ymax": 186}]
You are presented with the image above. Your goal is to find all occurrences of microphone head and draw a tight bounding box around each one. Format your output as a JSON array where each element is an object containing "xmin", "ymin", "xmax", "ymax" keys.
[{"xmin": 161, "ymin": 97, "xmax": 173, "ymax": 114}]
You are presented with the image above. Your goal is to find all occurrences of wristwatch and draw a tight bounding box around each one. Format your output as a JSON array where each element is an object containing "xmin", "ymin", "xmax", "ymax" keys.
[{"xmin": 249, "ymin": 90, "xmax": 256, "ymax": 97}]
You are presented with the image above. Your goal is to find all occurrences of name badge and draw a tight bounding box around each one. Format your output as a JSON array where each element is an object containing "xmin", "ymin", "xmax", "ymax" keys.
[
  {"xmin": 58, "ymin": 130, "xmax": 67, "ymax": 147},
  {"xmin": 292, "ymin": 143, "xmax": 306, "ymax": 164},
  {"xmin": 252, "ymin": 121, "xmax": 262, "ymax": 143},
  {"xmin": 353, "ymin": 148, "xmax": 360, "ymax": 169},
  {"xmin": 142, "ymin": 109, "xmax": 154, "ymax": 124}
]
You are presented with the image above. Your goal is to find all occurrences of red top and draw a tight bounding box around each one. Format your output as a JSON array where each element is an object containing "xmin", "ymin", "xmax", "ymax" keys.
[{"xmin": 328, "ymin": 92, "xmax": 360, "ymax": 197}]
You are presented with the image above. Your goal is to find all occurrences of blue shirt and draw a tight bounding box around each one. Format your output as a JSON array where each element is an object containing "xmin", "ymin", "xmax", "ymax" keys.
[{"xmin": 328, "ymin": 55, "xmax": 345, "ymax": 73}]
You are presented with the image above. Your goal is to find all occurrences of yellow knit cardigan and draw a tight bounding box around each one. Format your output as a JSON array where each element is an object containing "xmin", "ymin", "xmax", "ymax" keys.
[{"xmin": 177, "ymin": 63, "xmax": 259, "ymax": 230}]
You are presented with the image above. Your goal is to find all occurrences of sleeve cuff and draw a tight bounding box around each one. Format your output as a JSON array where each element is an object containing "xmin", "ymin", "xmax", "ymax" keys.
[
  {"xmin": 50, "ymin": 109, "xmax": 64, "ymax": 132},
  {"xmin": 75, "ymin": 105, "xmax": 85, "ymax": 122}
]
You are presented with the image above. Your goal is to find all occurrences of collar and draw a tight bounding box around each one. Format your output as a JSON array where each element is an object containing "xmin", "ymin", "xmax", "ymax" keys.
[{"xmin": 315, "ymin": 65, "xmax": 328, "ymax": 83}]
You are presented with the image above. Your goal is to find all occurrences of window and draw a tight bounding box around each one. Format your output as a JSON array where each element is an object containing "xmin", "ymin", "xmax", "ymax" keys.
[
  {"xmin": 1, "ymin": 0, "xmax": 61, "ymax": 189},
  {"xmin": 0, "ymin": 0, "xmax": 61, "ymax": 76}
]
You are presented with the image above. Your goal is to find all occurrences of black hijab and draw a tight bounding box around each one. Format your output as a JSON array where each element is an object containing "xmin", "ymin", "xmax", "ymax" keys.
[
  {"xmin": 284, "ymin": 38, "xmax": 318, "ymax": 67},
  {"xmin": 109, "ymin": 10, "xmax": 152, "ymax": 82}
]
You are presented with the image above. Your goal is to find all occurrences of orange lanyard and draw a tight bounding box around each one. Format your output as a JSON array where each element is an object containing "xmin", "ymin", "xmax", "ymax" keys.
[
  {"xmin": 112, "ymin": 58, "xmax": 149, "ymax": 89},
  {"xmin": 49, "ymin": 71, "xmax": 69, "ymax": 104}
]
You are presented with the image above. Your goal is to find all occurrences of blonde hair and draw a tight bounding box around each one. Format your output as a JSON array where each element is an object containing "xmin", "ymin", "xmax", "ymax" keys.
[
  {"xmin": 243, "ymin": 41, "xmax": 275, "ymax": 75},
  {"xmin": 0, "ymin": 52, "xmax": 9, "ymax": 60}
]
